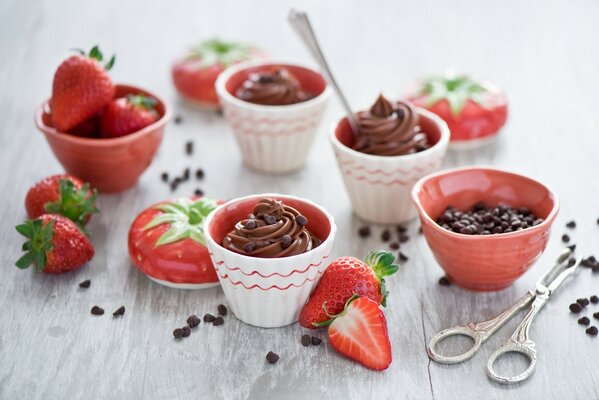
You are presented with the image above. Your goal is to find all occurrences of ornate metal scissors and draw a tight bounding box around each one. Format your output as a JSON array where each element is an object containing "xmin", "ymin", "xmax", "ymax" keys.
[{"xmin": 427, "ymin": 249, "xmax": 581, "ymax": 384}]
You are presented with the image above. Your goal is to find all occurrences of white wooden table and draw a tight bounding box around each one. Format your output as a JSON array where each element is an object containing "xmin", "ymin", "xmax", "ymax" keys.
[{"xmin": 1, "ymin": 1, "xmax": 598, "ymax": 399}]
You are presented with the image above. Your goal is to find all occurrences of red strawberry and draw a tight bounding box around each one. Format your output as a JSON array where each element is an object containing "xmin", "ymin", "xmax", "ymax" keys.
[
  {"xmin": 328, "ymin": 296, "xmax": 392, "ymax": 370},
  {"xmin": 100, "ymin": 94, "xmax": 158, "ymax": 138},
  {"xmin": 25, "ymin": 174, "xmax": 98, "ymax": 227},
  {"xmin": 299, "ymin": 251, "xmax": 399, "ymax": 328},
  {"xmin": 51, "ymin": 46, "xmax": 115, "ymax": 132},
  {"xmin": 15, "ymin": 214, "xmax": 94, "ymax": 274}
]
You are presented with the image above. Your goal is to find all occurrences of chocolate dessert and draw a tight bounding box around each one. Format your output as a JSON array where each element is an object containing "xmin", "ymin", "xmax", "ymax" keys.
[{"xmin": 235, "ymin": 68, "xmax": 312, "ymax": 106}]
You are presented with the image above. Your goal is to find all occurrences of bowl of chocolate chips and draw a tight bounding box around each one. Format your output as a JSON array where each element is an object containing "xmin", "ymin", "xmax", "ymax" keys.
[{"xmin": 411, "ymin": 166, "xmax": 559, "ymax": 291}]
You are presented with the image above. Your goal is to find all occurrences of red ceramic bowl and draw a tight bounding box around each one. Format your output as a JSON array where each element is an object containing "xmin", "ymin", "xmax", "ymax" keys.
[
  {"xmin": 411, "ymin": 167, "xmax": 559, "ymax": 291},
  {"xmin": 35, "ymin": 84, "xmax": 171, "ymax": 193}
]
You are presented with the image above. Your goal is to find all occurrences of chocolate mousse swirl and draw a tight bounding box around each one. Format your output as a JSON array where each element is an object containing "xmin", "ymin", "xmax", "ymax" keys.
[
  {"xmin": 352, "ymin": 94, "xmax": 430, "ymax": 156},
  {"xmin": 235, "ymin": 68, "xmax": 311, "ymax": 106},
  {"xmin": 222, "ymin": 198, "xmax": 321, "ymax": 258}
]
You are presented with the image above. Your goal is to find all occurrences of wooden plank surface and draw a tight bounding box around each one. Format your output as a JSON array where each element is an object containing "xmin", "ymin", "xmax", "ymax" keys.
[{"xmin": 1, "ymin": 0, "xmax": 598, "ymax": 399}]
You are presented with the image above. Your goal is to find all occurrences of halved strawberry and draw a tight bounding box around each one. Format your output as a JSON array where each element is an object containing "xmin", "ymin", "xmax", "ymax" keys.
[
  {"xmin": 327, "ymin": 296, "xmax": 392, "ymax": 371},
  {"xmin": 299, "ymin": 251, "xmax": 399, "ymax": 328}
]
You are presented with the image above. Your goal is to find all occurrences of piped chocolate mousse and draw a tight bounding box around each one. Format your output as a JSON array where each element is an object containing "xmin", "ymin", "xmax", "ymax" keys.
[
  {"xmin": 352, "ymin": 94, "xmax": 430, "ymax": 156},
  {"xmin": 235, "ymin": 68, "xmax": 312, "ymax": 106},
  {"xmin": 222, "ymin": 198, "xmax": 321, "ymax": 258}
]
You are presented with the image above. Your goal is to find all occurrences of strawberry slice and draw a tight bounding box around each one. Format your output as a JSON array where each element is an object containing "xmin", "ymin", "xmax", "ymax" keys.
[{"xmin": 327, "ymin": 296, "xmax": 392, "ymax": 371}]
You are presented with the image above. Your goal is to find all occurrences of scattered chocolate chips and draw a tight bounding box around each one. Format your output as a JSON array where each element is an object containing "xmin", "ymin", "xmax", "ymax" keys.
[
  {"xmin": 358, "ymin": 226, "xmax": 371, "ymax": 238},
  {"xmin": 266, "ymin": 351, "xmax": 280, "ymax": 364},
  {"xmin": 295, "ymin": 215, "xmax": 308, "ymax": 226},
  {"xmin": 301, "ymin": 334, "xmax": 311, "ymax": 347},
  {"xmin": 577, "ymin": 298, "xmax": 590, "ymax": 307},
  {"xmin": 398, "ymin": 252, "xmax": 409, "ymax": 262},
  {"xmin": 212, "ymin": 316, "xmax": 224, "ymax": 326},
  {"xmin": 173, "ymin": 328, "xmax": 184, "ymax": 338},
  {"xmin": 561, "ymin": 234, "xmax": 570, "ymax": 243},
  {"xmin": 79, "ymin": 279, "xmax": 91, "ymax": 288},
  {"xmin": 590, "ymin": 295, "xmax": 599, "ymax": 304},
  {"xmin": 396, "ymin": 225, "xmax": 407, "ymax": 233},
  {"xmin": 185, "ymin": 141, "xmax": 193, "ymax": 155},
  {"xmin": 113, "ymin": 306, "xmax": 125, "ymax": 317},
  {"xmin": 398, "ymin": 233, "xmax": 409, "ymax": 243},
  {"xmin": 586, "ymin": 326, "xmax": 598, "ymax": 336},
  {"xmin": 594, "ymin": 312, "xmax": 599, "ymax": 320},
  {"xmin": 568, "ymin": 258, "xmax": 577, "ymax": 267},
  {"xmin": 203, "ymin": 313, "xmax": 216, "ymax": 323},
  {"xmin": 194, "ymin": 189, "xmax": 204, "ymax": 196},
  {"xmin": 566, "ymin": 220, "xmax": 576, "ymax": 229},
  {"xmin": 569, "ymin": 303, "xmax": 583, "ymax": 313},
  {"xmin": 281, "ymin": 235, "xmax": 292, "ymax": 248},
  {"xmin": 161, "ymin": 172, "xmax": 169, "ymax": 182},
  {"xmin": 438, "ymin": 277, "xmax": 451, "ymax": 286},
  {"xmin": 389, "ymin": 242, "xmax": 400, "ymax": 250},
  {"xmin": 181, "ymin": 326, "xmax": 191, "ymax": 337},
  {"xmin": 174, "ymin": 115, "xmax": 183, "ymax": 124},
  {"xmin": 311, "ymin": 336, "xmax": 322, "ymax": 345},
  {"xmin": 381, "ymin": 229, "xmax": 391, "ymax": 242},
  {"xmin": 195, "ymin": 168, "xmax": 205, "ymax": 180},
  {"xmin": 435, "ymin": 203, "xmax": 543, "ymax": 235},
  {"xmin": 187, "ymin": 314, "xmax": 201, "ymax": 328},
  {"xmin": 183, "ymin": 168, "xmax": 190, "ymax": 181},
  {"xmin": 217, "ymin": 304, "xmax": 228, "ymax": 316},
  {"xmin": 243, "ymin": 242, "xmax": 257, "ymax": 253},
  {"xmin": 578, "ymin": 317, "xmax": 591, "ymax": 326},
  {"xmin": 91, "ymin": 306, "xmax": 104, "ymax": 315}
]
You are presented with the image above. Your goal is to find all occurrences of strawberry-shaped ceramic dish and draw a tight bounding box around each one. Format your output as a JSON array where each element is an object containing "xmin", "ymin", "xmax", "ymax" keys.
[
  {"xmin": 411, "ymin": 166, "xmax": 559, "ymax": 291},
  {"xmin": 128, "ymin": 196, "xmax": 222, "ymax": 289},
  {"xmin": 405, "ymin": 74, "xmax": 508, "ymax": 149},
  {"xmin": 203, "ymin": 193, "xmax": 336, "ymax": 328},
  {"xmin": 36, "ymin": 84, "xmax": 171, "ymax": 193},
  {"xmin": 330, "ymin": 95, "xmax": 449, "ymax": 224},
  {"xmin": 215, "ymin": 60, "xmax": 332, "ymax": 174},
  {"xmin": 172, "ymin": 38, "xmax": 265, "ymax": 109}
]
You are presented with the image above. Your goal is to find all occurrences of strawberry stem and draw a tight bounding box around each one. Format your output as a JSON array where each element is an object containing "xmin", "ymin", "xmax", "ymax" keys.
[
  {"xmin": 15, "ymin": 219, "xmax": 55, "ymax": 271},
  {"xmin": 44, "ymin": 178, "xmax": 99, "ymax": 230},
  {"xmin": 364, "ymin": 251, "xmax": 400, "ymax": 307}
]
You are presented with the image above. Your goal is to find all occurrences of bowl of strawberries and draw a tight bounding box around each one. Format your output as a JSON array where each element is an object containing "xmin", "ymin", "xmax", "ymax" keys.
[{"xmin": 35, "ymin": 46, "xmax": 171, "ymax": 193}]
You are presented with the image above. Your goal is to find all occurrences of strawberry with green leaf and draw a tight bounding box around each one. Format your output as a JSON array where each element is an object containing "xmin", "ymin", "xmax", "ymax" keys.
[
  {"xmin": 407, "ymin": 74, "xmax": 508, "ymax": 143},
  {"xmin": 100, "ymin": 94, "xmax": 159, "ymax": 138},
  {"xmin": 128, "ymin": 196, "xmax": 223, "ymax": 287},
  {"xmin": 172, "ymin": 38, "xmax": 265, "ymax": 108},
  {"xmin": 299, "ymin": 251, "xmax": 399, "ymax": 329},
  {"xmin": 25, "ymin": 174, "xmax": 98, "ymax": 227}
]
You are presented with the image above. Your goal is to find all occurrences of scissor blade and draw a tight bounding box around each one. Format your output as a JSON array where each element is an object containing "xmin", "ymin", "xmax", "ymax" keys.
[
  {"xmin": 546, "ymin": 257, "xmax": 582, "ymax": 294},
  {"xmin": 536, "ymin": 248, "xmax": 573, "ymax": 289}
]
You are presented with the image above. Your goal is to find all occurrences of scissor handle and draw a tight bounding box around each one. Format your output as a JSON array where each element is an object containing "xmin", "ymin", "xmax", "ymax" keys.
[
  {"xmin": 486, "ymin": 338, "xmax": 537, "ymax": 384},
  {"xmin": 427, "ymin": 325, "xmax": 484, "ymax": 364}
]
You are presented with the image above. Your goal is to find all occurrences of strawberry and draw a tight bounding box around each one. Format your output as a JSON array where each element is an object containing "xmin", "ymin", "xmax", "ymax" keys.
[
  {"xmin": 299, "ymin": 251, "xmax": 399, "ymax": 329},
  {"xmin": 15, "ymin": 214, "xmax": 94, "ymax": 274},
  {"xmin": 327, "ymin": 296, "xmax": 392, "ymax": 370},
  {"xmin": 51, "ymin": 46, "xmax": 115, "ymax": 132},
  {"xmin": 25, "ymin": 174, "xmax": 98, "ymax": 227},
  {"xmin": 100, "ymin": 94, "xmax": 158, "ymax": 138}
]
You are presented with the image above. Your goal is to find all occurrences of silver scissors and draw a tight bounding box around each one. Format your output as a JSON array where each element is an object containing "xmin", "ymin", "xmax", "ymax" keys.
[{"xmin": 427, "ymin": 249, "xmax": 581, "ymax": 384}]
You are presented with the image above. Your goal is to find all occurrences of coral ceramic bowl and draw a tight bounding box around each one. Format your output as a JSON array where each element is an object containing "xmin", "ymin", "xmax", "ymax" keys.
[
  {"xmin": 203, "ymin": 193, "xmax": 336, "ymax": 328},
  {"xmin": 35, "ymin": 84, "xmax": 171, "ymax": 193},
  {"xmin": 411, "ymin": 167, "xmax": 559, "ymax": 291}
]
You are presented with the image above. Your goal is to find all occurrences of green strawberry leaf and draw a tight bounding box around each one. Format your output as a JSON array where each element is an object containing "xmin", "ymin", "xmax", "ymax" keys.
[
  {"xmin": 15, "ymin": 222, "xmax": 33, "ymax": 238},
  {"xmin": 364, "ymin": 250, "xmax": 399, "ymax": 308},
  {"xmin": 15, "ymin": 253, "xmax": 33, "ymax": 269},
  {"xmin": 189, "ymin": 39, "xmax": 253, "ymax": 68},
  {"xmin": 420, "ymin": 75, "xmax": 488, "ymax": 116},
  {"xmin": 15, "ymin": 219, "xmax": 54, "ymax": 272},
  {"xmin": 44, "ymin": 178, "xmax": 99, "ymax": 230}
]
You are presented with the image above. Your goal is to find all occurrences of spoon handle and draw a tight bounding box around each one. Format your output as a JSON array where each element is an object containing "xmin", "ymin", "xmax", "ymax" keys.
[{"xmin": 288, "ymin": 9, "xmax": 360, "ymax": 136}]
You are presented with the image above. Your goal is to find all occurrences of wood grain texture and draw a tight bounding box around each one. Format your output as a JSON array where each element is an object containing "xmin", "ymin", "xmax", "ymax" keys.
[{"xmin": 1, "ymin": 0, "xmax": 599, "ymax": 399}]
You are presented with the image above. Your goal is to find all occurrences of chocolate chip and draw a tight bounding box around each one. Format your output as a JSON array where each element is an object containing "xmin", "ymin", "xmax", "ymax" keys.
[
  {"xmin": 266, "ymin": 351, "xmax": 279, "ymax": 364},
  {"xmin": 170, "ymin": 181, "xmax": 178, "ymax": 192},
  {"xmin": 173, "ymin": 328, "xmax": 184, "ymax": 338},
  {"xmin": 567, "ymin": 244, "xmax": 576, "ymax": 252},
  {"xmin": 281, "ymin": 235, "xmax": 292, "ymax": 248},
  {"xmin": 187, "ymin": 314, "xmax": 201, "ymax": 328},
  {"xmin": 577, "ymin": 298, "xmax": 590, "ymax": 307},
  {"xmin": 79, "ymin": 279, "xmax": 91, "ymax": 288},
  {"xmin": 193, "ymin": 189, "xmax": 203, "ymax": 196},
  {"xmin": 569, "ymin": 303, "xmax": 583, "ymax": 313},
  {"xmin": 358, "ymin": 226, "xmax": 371, "ymax": 238},
  {"xmin": 578, "ymin": 317, "xmax": 591, "ymax": 326},
  {"xmin": 301, "ymin": 334, "xmax": 311, "ymax": 346},
  {"xmin": 590, "ymin": 295, "xmax": 599, "ymax": 304},
  {"xmin": 243, "ymin": 242, "xmax": 257, "ymax": 253},
  {"xmin": 217, "ymin": 304, "xmax": 227, "ymax": 316},
  {"xmin": 438, "ymin": 277, "xmax": 451, "ymax": 286},
  {"xmin": 91, "ymin": 306, "xmax": 104, "ymax": 315},
  {"xmin": 381, "ymin": 229, "xmax": 391, "ymax": 242},
  {"xmin": 112, "ymin": 306, "xmax": 125, "ymax": 317},
  {"xmin": 179, "ymin": 326, "xmax": 190, "ymax": 337},
  {"xmin": 295, "ymin": 215, "xmax": 308, "ymax": 226},
  {"xmin": 161, "ymin": 172, "xmax": 169, "ymax": 182},
  {"xmin": 594, "ymin": 312, "xmax": 599, "ymax": 320},
  {"xmin": 398, "ymin": 233, "xmax": 409, "ymax": 243},
  {"xmin": 245, "ymin": 220, "xmax": 256, "ymax": 229},
  {"xmin": 203, "ymin": 313, "xmax": 216, "ymax": 322},
  {"xmin": 398, "ymin": 252, "xmax": 409, "ymax": 262},
  {"xmin": 561, "ymin": 234, "xmax": 570, "ymax": 243},
  {"xmin": 566, "ymin": 220, "xmax": 576, "ymax": 229},
  {"xmin": 183, "ymin": 168, "xmax": 190, "ymax": 181},
  {"xmin": 185, "ymin": 141, "xmax": 193, "ymax": 155},
  {"xmin": 396, "ymin": 225, "xmax": 407, "ymax": 233},
  {"xmin": 195, "ymin": 169, "xmax": 205, "ymax": 180},
  {"xmin": 586, "ymin": 326, "xmax": 598, "ymax": 336},
  {"xmin": 389, "ymin": 242, "xmax": 400, "ymax": 250},
  {"xmin": 568, "ymin": 258, "xmax": 577, "ymax": 267},
  {"xmin": 418, "ymin": 226, "xmax": 423, "ymax": 234},
  {"xmin": 264, "ymin": 215, "xmax": 276, "ymax": 225},
  {"xmin": 597, "ymin": 217, "xmax": 599, "ymax": 226},
  {"xmin": 174, "ymin": 115, "xmax": 183, "ymax": 124},
  {"xmin": 311, "ymin": 336, "xmax": 322, "ymax": 345},
  {"xmin": 212, "ymin": 316, "xmax": 224, "ymax": 326}
]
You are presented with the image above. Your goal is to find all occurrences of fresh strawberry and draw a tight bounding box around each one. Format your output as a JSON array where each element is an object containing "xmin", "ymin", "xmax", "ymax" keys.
[
  {"xmin": 172, "ymin": 39, "xmax": 265, "ymax": 108},
  {"xmin": 299, "ymin": 251, "xmax": 399, "ymax": 329},
  {"xmin": 327, "ymin": 296, "xmax": 392, "ymax": 371},
  {"xmin": 15, "ymin": 214, "xmax": 94, "ymax": 274},
  {"xmin": 51, "ymin": 46, "xmax": 115, "ymax": 132},
  {"xmin": 100, "ymin": 94, "xmax": 158, "ymax": 138},
  {"xmin": 25, "ymin": 174, "xmax": 98, "ymax": 227},
  {"xmin": 67, "ymin": 113, "xmax": 102, "ymax": 138}
]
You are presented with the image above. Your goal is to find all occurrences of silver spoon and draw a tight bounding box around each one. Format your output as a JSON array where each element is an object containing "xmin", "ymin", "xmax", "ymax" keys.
[{"xmin": 288, "ymin": 9, "xmax": 360, "ymax": 137}]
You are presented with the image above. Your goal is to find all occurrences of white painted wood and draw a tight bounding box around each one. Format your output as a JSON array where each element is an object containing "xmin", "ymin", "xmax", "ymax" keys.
[{"xmin": 1, "ymin": 0, "xmax": 598, "ymax": 399}]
